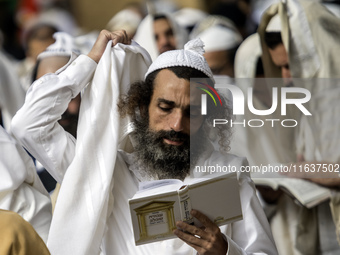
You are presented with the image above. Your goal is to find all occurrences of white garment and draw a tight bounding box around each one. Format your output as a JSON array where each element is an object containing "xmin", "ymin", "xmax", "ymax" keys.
[
  {"xmin": 233, "ymin": 32, "xmax": 304, "ymax": 255},
  {"xmin": 0, "ymin": 126, "xmax": 52, "ymax": 242},
  {"xmin": 232, "ymin": 33, "xmax": 298, "ymax": 166},
  {"xmin": 12, "ymin": 42, "xmax": 277, "ymax": 255},
  {"xmin": 0, "ymin": 51, "xmax": 26, "ymax": 131},
  {"xmin": 257, "ymin": 1, "xmax": 340, "ymax": 254}
]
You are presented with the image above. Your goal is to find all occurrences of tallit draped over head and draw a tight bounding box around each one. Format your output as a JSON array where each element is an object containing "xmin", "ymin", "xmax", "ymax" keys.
[
  {"xmin": 258, "ymin": 0, "xmax": 340, "ymax": 79},
  {"xmin": 134, "ymin": 13, "xmax": 189, "ymax": 61},
  {"xmin": 231, "ymin": 33, "xmax": 297, "ymax": 166},
  {"xmin": 234, "ymin": 33, "xmax": 262, "ymax": 79},
  {"xmin": 258, "ymin": 0, "xmax": 340, "ymax": 249}
]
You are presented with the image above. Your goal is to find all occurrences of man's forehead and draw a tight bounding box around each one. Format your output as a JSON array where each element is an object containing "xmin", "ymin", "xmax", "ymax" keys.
[{"xmin": 153, "ymin": 17, "xmax": 172, "ymax": 28}]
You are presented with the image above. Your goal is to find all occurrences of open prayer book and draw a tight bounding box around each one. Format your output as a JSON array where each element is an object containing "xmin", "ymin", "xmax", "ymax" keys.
[
  {"xmin": 251, "ymin": 171, "xmax": 332, "ymax": 208},
  {"xmin": 129, "ymin": 172, "xmax": 243, "ymax": 245}
]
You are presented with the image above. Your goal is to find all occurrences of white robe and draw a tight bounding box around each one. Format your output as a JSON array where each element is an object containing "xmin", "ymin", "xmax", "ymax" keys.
[
  {"xmin": 0, "ymin": 126, "xmax": 52, "ymax": 242},
  {"xmin": 12, "ymin": 41, "xmax": 277, "ymax": 255}
]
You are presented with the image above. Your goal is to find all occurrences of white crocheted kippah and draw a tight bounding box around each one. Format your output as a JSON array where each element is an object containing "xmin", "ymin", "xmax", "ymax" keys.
[
  {"xmin": 37, "ymin": 32, "xmax": 81, "ymax": 60},
  {"xmin": 144, "ymin": 38, "xmax": 214, "ymax": 80}
]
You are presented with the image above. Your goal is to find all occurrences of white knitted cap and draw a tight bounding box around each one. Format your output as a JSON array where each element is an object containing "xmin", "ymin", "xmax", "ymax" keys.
[
  {"xmin": 37, "ymin": 32, "xmax": 80, "ymax": 60},
  {"xmin": 37, "ymin": 31, "xmax": 98, "ymax": 60},
  {"xmin": 144, "ymin": 38, "xmax": 214, "ymax": 80}
]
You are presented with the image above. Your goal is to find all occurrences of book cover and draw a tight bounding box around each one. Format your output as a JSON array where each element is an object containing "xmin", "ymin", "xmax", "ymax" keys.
[{"xmin": 129, "ymin": 172, "xmax": 243, "ymax": 245}]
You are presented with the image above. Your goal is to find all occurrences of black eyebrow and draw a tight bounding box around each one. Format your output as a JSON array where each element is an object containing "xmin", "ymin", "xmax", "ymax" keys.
[
  {"xmin": 158, "ymin": 98, "xmax": 200, "ymax": 111},
  {"xmin": 157, "ymin": 98, "xmax": 175, "ymax": 106}
]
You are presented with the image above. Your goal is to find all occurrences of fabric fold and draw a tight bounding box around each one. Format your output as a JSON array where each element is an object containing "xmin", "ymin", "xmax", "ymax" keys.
[{"xmin": 47, "ymin": 41, "xmax": 151, "ymax": 255}]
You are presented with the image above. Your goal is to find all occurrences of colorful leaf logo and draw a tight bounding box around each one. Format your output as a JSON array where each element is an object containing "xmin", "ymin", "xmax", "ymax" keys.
[{"xmin": 196, "ymin": 82, "xmax": 223, "ymax": 106}]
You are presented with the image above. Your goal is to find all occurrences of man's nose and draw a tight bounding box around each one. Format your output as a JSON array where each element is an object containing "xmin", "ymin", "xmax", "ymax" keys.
[
  {"xmin": 281, "ymin": 66, "xmax": 292, "ymax": 85},
  {"xmin": 281, "ymin": 66, "xmax": 291, "ymax": 79},
  {"xmin": 169, "ymin": 111, "xmax": 185, "ymax": 132},
  {"xmin": 158, "ymin": 34, "xmax": 169, "ymax": 46}
]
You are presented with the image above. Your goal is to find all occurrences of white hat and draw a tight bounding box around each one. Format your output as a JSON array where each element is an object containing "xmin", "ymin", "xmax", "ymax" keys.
[
  {"xmin": 37, "ymin": 32, "xmax": 78, "ymax": 60},
  {"xmin": 197, "ymin": 25, "xmax": 242, "ymax": 52},
  {"xmin": 172, "ymin": 8, "xmax": 208, "ymax": 28},
  {"xmin": 144, "ymin": 38, "xmax": 214, "ymax": 80},
  {"xmin": 106, "ymin": 9, "xmax": 142, "ymax": 36},
  {"xmin": 37, "ymin": 31, "xmax": 97, "ymax": 60}
]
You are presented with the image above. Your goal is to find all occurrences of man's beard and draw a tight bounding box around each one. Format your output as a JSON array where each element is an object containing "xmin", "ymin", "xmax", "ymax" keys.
[{"xmin": 132, "ymin": 117, "xmax": 206, "ymax": 181}]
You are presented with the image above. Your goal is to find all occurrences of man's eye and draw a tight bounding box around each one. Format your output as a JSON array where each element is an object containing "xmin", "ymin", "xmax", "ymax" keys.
[{"xmin": 159, "ymin": 106, "xmax": 171, "ymax": 112}]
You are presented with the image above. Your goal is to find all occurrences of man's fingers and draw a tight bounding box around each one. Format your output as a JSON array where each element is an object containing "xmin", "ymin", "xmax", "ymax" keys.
[
  {"xmin": 191, "ymin": 209, "xmax": 218, "ymax": 231},
  {"xmin": 88, "ymin": 29, "xmax": 131, "ymax": 63},
  {"xmin": 175, "ymin": 220, "xmax": 210, "ymax": 240},
  {"xmin": 173, "ymin": 227, "xmax": 208, "ymax": 246},
  {"xmin": 111, "ymin": 30, "xmax": 131, "ymax": 46},
  {"xmin": 174, "ymin": 229, "xmax": 205, "ymax": 254},
  {"xmin": 174, "ymin": 210, "xmax": 228, "ymax": 255}
]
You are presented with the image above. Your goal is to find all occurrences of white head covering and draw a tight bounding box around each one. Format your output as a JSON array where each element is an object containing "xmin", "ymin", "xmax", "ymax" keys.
[
  {"xmin": 106, "ymin": 9, "xmax": 142, "ymax": 37},
  {"xmin": 172, "ymin": 7, "xmax": 208, "ymax": 29},
  {"xmin": 133, "ymin": 13, "xmax": 189, "ymax": 61},
  {"xmin": 23, "ymin": 8, "xmax": 78, "ymax": 37},
  {"xmin": 196, "ymin": 25, "xmax": 243, "ymax": 52},
  {"xmin": 234, "ymin": 33, "xmax": 262, "ymax": 78},
  {"xmin": 37, "ymin": 31, "xmax": 98, "ymax": 60},
  {"xmin": 145, "ymin": 38, "xmax": 214, "ymax": 80}
]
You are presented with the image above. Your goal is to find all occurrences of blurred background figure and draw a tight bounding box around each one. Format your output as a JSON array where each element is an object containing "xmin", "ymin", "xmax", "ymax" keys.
[
  {"xmin": 191, "ymin": 15, "xmax": 243, "ymax": 79},
  {"xmin": 172, "ymin": 7, "xmax": 208, "ymax": 34},
  {"xmin": 257, "ymin": 1, "xmax": 340, "ymax": 254},
  {"xmin": 29, "ymin": 31, "xmax": 96, "ymax": 194},
  {"xmin": 105, "ymin": 3, "xmax": 145, "ymax": 40},
  {"xmin": 134, "ymin": 12, "xmax": 189, "ymax": 60},
  {"xmin": 0, "ymin": 125, "xmax": 52, "ymax": 243},
  {"xmin": 232, "ymin": 32, "xmax": 301, "ymax": 255},
  {"xmin": 17, "ymin": 22, "xmax": 58, "ymax": 91},
  {"xmin": 0, "ymin": 49, "xmax": 26, "ymax": 132}
]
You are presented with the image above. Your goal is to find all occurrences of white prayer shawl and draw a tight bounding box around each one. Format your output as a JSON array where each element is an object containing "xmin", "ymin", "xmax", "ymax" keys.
[
  {"xmin": 233, "ymin": 33, "xmax": 302, "ymax": 255},
  {"xmin": 231, "ymin": 33, "xmax": 297, "ymax": 166},
  {"xmin": 0, "ymin": 51, "xmax": 26, "ymax": 132},
  {"xmin": 258, "ymin": 0, "xmax": 340, "ymax": 161},
  {"xmin": 258, "ymin": 0, "xmax": 340, "ymax": 79},
  {"xmin": 0, "ymin": 126, "xmax": 52, "ymax": 242},
  {"xmin": 258, "ymin": 1, "xmax": 340, "ymax": 252},
  {"xmin": 47, "ymin": 41, "xmax": 152, "ymax": 255},
  {"xmin": 234, "ymin": 33, "xmax": 262, "ymax": 79},
  {"xmin": 172, "ymin": 7, "xmax": 208, "ymax": 30},
  {"xmin": 134, "ymin": 13, "xmax": 189, "ymax": 61}
]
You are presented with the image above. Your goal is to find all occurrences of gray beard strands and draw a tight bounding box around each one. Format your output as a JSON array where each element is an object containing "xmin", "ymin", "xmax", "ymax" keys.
[{"xmin": 132, "ymin": 117, "xmax": 205, "ymax": 181}]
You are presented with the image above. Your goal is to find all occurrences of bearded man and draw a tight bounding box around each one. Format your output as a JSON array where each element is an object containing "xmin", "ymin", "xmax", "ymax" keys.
[{"xmin": 12, "ymin": 30, "xmax": 277, "ymax": 255}]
